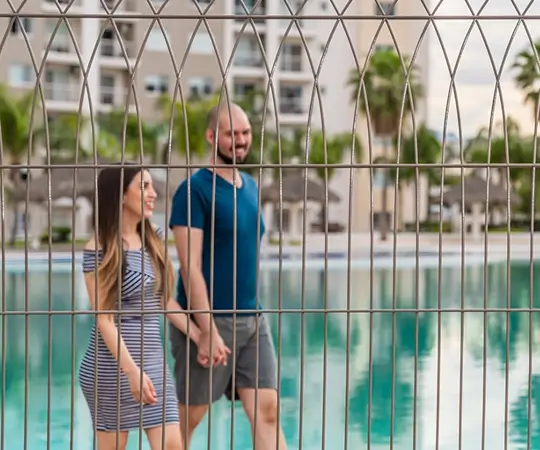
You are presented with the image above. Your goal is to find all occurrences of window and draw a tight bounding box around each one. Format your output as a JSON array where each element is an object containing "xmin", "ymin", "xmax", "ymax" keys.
[
  {"xmin": 100, "ymin": 74, "xmax": 115, "ymax": 104},
  {"xmin": 281, "ymin": 43, "xmax": 302, "ymax": 71},
  {"xmin": 10, "ymin": 18, "xmax": 32, "ymax": 36},
  {"xmin": 234, "ymin": 38, "xmax": 263, "ymax": 67},
  {"xmin": 279, "ymin": 85, "xmax": 303, "ymax": 114},
  {"xmin": 375, "ymin": 2, "xmax": 395, "ymax": 15},
  {"xmin": 9, "ymin": 64, "xmax": 34, "ymax": 87},
  {"xmin": 145, "ymin": 75, "xmax": 169, "ymax": 95},
  {"xmin": 45, "ymin": 20, "xmax": 70, "ymax": 53},
  {"xmin": 146, "ymin": 27, "xmax": 169, "ymax": 52},
  {"xmin": 188, "ymin": 77, "xmax": 213, "ymax": 98},
  {"xmin": 235, "ymin": 0, "xmax": 266, "ymax": 20},
  {"xmin": 189, "ymin": 31, "xmax": 213, "ymax": 55},
  {"xmin": 234, "ymin": 82, "xmax": 256, "ymax": 98}
]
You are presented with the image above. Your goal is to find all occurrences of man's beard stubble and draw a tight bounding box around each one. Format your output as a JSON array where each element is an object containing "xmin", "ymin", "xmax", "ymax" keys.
[{"xmin": 216, "ymin": 146, "xmax": 249, "ymax": 165}]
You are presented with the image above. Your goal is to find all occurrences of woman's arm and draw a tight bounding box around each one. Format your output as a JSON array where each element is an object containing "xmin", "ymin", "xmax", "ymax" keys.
[
  {"xmin": 153, "ymin": 223, "xmax": 203, "ymax": 344},
  {"xmin": 83, "ymin": 241, "xmax": 139, "ymax": 377},
  {"xmin": 164, "ymin": 297, "xmax": 202, "ymax": 344}
]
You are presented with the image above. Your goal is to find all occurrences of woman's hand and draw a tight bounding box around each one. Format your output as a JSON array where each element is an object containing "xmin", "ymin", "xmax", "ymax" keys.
[
  {"xmin": 126, "ymin": 368, "xmax": 157, "ymax": 405},
  {"xmin": 196, "ymin": 330, "xmax": 231, "ymax": 368}
]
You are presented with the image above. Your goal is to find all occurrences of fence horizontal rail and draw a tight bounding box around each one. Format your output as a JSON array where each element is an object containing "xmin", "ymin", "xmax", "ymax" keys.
[
  {"xmin": 2, "ymin": 308, "xmax": 540, "ymax": 315},
  {"xmin": 1, "ymin": 13, "xmax": 535, "ymax": 20},
  {"xmin": 4, "ymin": 162, "xmax": 540, "ymax": 170}
]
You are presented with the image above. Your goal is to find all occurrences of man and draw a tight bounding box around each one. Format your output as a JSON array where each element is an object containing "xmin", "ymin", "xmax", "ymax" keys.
[{"xmin": 168, "ymin": 102, "xmax": 287, "ymax": 450}]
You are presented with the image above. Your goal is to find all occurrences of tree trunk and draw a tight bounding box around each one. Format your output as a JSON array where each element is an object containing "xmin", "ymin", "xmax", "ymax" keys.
[
  {"xmin": 319, "ymin": 204, "xmax": 327, "ymax": 232},
  {"xmin": 397, "ymin": 184, "xmax": 404, "ymax": 232},
  {"xmin": 380, "ymin": 181, "xmax": 388, "ymax": 241},
  {"xmin": 8, "ymin": 167, "xmax": 21, "ymax": 248},
  {"xmin": 425, "ymin": 178, "xmax": 431, "ymax": 223}
]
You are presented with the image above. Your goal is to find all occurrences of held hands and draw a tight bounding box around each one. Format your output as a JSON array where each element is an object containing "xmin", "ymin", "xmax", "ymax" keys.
[
  {"xmin": 196, "ymin": 330, "xmax": 231, "ymax": 368},
  {"xmin": 126, "ymin": 368, "xmax": 157, "ymax": 405}
]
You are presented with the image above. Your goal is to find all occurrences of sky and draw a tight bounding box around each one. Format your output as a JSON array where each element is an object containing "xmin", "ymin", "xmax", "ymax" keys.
[{"xmin": 426, "ymin": 0, "xmax": 540, "ymax": 140}]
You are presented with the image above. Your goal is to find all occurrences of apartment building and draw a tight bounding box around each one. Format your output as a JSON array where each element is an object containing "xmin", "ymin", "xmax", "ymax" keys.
[
  {"xmin": 0, "ymin": 0, "xmax": 338, "ymax": 134},
  {"xmin": 0, "ymin": 0, "xmax": 358, "ymax": 238},
  {"xmin": 0, "ymin": 0, "xmax": 430, "ymax": 238}
]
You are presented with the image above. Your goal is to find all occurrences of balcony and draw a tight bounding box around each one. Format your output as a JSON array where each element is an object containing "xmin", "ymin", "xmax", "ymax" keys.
[
  {"xmin": 232, "ymin": 52, "xmax": 266, "ymax": 78},
  {"xmin": 43, "ymin": 19, "xmax": 81, "ymax": 64},
  {"xmin": 42, "ymin": 0, "xmax": 83, "ymax": 12},
  {"xmin": 280, "ymin": 52, "xmax": 302, "ymax": 72},
  {"xmin": 234, "ymin": 0, "xmax": 266, "ymax": 24},
  {"xmin": 233, "ymin": 51, "xmax": 264, "ymax": 68},
  {"xmin": 43, "ymin": 34, "xmax": 79, "ymax": 63},
  {"xmin": 44, "ymin": 82, "xmax": 80, "ymax": 112},
  {"xmin": 278, "ymin": 88, "xmax": 307, "ymax": 124},
  {"xmin": 279, "ymin": 98, "xmax": 303, "ymax": 115},
  {"xmin": 100, "ymin": 86, "xmax": 135, "ymax": 113},
  {"xmin": 100, "ymin": 39, "xmax": 135, "ymax": 69},
  {"xmin": 279, "ymin": 51, "xmax": 313, "ymax": 82},
  {"xmin": 101, "ymin": 0, "xmax": 136, "ymax": 13},
  {"xmin": 231, "ymin": 35, "xmax": 266, "ymax": 77}
]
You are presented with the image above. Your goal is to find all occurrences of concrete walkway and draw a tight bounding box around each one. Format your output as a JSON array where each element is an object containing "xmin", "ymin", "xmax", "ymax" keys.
[{"xmin": 3, "ymin": 232, "xmax": 540, "ymax": 261}]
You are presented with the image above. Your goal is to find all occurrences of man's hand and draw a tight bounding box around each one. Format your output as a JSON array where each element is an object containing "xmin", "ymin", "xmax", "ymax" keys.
[{"xmin": 196, "ymin": 330, "xmax": 231, "ymax": 368}]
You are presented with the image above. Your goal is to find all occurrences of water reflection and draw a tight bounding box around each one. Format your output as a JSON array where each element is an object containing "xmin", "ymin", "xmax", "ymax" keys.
[{"xmin": 0, "ymin": 261, "xmax": 539, "ymax": 449}]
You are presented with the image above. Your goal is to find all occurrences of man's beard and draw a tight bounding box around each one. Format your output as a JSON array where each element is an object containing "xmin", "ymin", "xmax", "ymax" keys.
[{"xmin": 217, "ymin": 146, "xmax": 249, "ymax": 165}]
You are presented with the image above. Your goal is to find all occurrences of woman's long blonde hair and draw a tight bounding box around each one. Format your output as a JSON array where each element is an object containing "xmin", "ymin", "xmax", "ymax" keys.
[{"xmin": 91, "ymin": 164, "xmax": 174, "ymax": 311}]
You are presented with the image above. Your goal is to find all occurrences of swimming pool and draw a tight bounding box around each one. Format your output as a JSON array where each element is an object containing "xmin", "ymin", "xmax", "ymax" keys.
[{"xmin": 0, "ymin": 258, "xmax": 539, "ymax": 449}]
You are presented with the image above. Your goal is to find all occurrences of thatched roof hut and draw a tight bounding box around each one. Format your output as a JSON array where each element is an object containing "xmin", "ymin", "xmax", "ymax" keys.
[
  {"xmin": 10, "ymin": 160, "xmax": 173, "ymax": 203},
  {"xmin": 260, "ymin": 172, "xmax": 340, "ymax": 204},
  {"xmin": 442, "ymin": 174, "xmax": 520, "ymax": 210}
]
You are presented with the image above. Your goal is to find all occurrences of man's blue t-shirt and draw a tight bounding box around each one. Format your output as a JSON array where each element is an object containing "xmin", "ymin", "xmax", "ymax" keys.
[{"xmin": 169, "ymin": 168, "xmax": 266, "ymax": 315}]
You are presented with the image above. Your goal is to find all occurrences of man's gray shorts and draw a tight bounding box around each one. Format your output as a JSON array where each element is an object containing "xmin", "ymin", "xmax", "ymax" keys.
[{"xmin": 169, "ymin": 313, "xmax": 278, "ymax": 405}]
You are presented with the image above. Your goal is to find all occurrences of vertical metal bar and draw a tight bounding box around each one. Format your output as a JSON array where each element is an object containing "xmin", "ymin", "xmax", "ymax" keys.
[
  {"xmin": 458, "ymin": 130, "xmax": 465, "ymax": 450},
  {"xmin": 92, "ymin": 108, "xmax": 99, "ymax": 450},
  {"xmin": 0, "ymin": 105, "xmax": 6, "ymax": 450},
  {"xmin": 527, "ymin": 137, "xmax": 538, "ymax": 450},
  {"xmin": 45, "ymin": 100, "xmax": 53, "ymax": 450},
  {"xmin": 228, "ymin": 92, "xmax": 239, "ymax": 450},
  {"xmin": 366, "ymin": 95, "xmax": 374, "ymax": 450},
  {"xmin": 117, "ymin": 146, "xmax": 124, "ymax": 450},
  {"xmin": 207, "ymin": 93, "xmax": 217, "ymax": 450},
  {"xmin": 412, "ymin": 122, "xmax": 420, "ymax": 450},
  {"xmin": 69, "ymin": 112, "xmax": 83, "ymax": 450},
  {"xmin": 527, "ymin": 87, "xmax": 540, "ymax": 450},
  {"xmin": 343, "ymin": 126, "xmax": 355, "ymax": 450}
]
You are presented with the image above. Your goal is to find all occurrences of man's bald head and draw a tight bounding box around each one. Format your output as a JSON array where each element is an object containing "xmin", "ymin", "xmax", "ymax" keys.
[
  {"xmin": 206, "ymin": 102, "xmax": 247, "ymax": 132},
  {"xmin": 205, "ymin": 102, "xmax": 252, "ymax": 166}
]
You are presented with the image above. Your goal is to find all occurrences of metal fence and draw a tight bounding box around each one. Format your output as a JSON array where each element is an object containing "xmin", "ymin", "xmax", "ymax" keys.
[{"xmin": 1, "ymin": 0, "xmax": 540, "ymax": 449}]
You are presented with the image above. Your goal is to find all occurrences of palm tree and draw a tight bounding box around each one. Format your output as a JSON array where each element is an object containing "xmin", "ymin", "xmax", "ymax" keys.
[
  {"xmin": 40, "ymin": 112, "xmax": 132, "ymax": 162},
  {"xmin": 512, "ymin": 42, "xmax": 540, "ymax": 121},
  {"xmin": 155, "ymin": 93, "xmax": 218, "ymax": 166},
  {"xmin": 98, "ymin": 110, "xmax": 166, "ymax": 163},
  {"xmin": 308, "ymin": 130, "xmax": 362, "ymax": 230},
  {"xmin": 347, "ymin": 48, "xmax": 423, "ymax": 240},
  {"xmin": 0, "ymin": 86, "xmax": 42, "ymax": 246},
  {"xmin": 391, "ymin": 124, "xmax": 442, "ymax": 225},
  {"xmin": 465, "ymin": 117, "xmax": 526, "ymax": 190}
]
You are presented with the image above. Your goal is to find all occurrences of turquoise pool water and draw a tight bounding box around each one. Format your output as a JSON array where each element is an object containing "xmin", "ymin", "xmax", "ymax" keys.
[{"xmin": 0, "ymin": 259, "xmax": 539, "ymax": 449}]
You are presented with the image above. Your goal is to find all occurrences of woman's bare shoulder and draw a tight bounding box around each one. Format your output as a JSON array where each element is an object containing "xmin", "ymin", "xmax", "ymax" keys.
[{"xmin": 83, "ymin": 235, "xmax": 101, "ymax": 251}]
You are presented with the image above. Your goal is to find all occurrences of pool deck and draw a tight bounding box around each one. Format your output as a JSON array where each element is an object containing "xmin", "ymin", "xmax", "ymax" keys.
[{"xmin": 2, "ymin": 232, "xmax": 540, "ymax": 261}]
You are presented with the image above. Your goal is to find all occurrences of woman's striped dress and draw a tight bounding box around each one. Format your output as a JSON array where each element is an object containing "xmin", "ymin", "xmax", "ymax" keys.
[{"xmin": 78, "ymin": 231, "xmax": 179, "ymax": 432}]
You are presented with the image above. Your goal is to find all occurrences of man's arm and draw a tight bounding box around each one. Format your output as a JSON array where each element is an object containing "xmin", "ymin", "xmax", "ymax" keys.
[
  {"xmin": 171, "ymin": 225, "xmax": 215, "ymax": 335},
  {"xmin": 169, "ymin": 182, "xmax": 229, "ymax": 365},
  {"xmin": 169, "ymin": 182, "xmax": 222, "ymax": 334}
]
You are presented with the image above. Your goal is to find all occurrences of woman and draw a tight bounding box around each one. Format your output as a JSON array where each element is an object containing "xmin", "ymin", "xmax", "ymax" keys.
[{"xmin": 78, "ymin": 164, "xmax": 230, "ymax": 450}]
